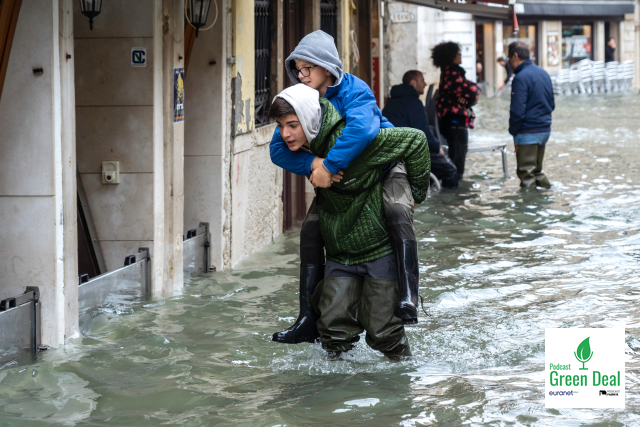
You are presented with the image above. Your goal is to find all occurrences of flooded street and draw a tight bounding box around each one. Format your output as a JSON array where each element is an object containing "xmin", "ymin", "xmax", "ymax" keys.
[{"xmin": 2, "ymin": 95, "xmax": 640, "ymax": 426}]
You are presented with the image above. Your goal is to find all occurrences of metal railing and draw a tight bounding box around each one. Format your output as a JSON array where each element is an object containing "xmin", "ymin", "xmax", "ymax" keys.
[
  {"xmin": 183, "ymin": 222, "xmax": 211, "ymax": 275},
  {"xmin": 0, "ymin": 287, "xmax": 41, "ymax": 366}
]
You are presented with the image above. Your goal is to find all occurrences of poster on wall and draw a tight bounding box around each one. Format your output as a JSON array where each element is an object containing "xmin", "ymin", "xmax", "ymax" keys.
[
  {"xmin": 548, "ymin": 32, "xmax": 560, "ymax": 66},
  {"xmin": 372, "ymin": 38, "xmax": 380, "ymax": 105},
  {"xmin": 174, "ymin": 68, "xmax": 185, "ymax": 123}
]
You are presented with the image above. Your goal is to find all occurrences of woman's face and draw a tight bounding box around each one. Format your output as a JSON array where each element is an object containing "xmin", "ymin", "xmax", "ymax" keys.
[
  {"xmin": 454, "ymin": 51, "xmax": 462, "ymax": 65},
  {"xmin": 277, "ymin": 114, "xmax": 308, "ymax": 151}
]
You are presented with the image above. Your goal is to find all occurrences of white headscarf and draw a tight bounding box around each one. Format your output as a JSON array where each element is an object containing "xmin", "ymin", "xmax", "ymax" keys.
[{"xmin": 272, "ymin": 84, "xmax": 321, "ymax": 142}]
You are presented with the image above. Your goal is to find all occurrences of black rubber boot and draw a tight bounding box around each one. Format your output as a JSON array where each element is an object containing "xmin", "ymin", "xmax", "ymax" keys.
[
  {"xmin": 393, "ymin": 239, "xmax": 420, "ymax": 325},
  {"xmin": 272, "ymin": 263, "xmax": 323, "ymax": 344}
]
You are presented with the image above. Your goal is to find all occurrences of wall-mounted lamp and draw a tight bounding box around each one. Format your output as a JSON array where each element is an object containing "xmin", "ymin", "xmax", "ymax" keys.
[
  {"xmin": 80, "ymin": 0, "xmax": 102, "ymax": 31},
  {"xmin": 187, "ymin": 0, "xmax": 212, "ymax": 38}
]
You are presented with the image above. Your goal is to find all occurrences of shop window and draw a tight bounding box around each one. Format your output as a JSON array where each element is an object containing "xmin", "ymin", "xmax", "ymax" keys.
[
  {"xmin": 562, "ymin": 25, "xmax": 592, "ymax": 67},
  {"xmin": 320, "ymin": 0, "xmax": 338, "ymax": 41},
  {"xmin": 503, "ymin": 24, "xmax": 538, "ymax": 64},
  {"xmin": 255, "ymin": 0, "xmax": 272, "ymax": 127}
]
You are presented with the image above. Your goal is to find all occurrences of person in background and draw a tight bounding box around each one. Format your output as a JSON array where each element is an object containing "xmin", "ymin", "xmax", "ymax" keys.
[
  {"xmin": 508, "ymin": 41, "xmax": 555, "ymax": 188},
  {"xmin": 431, "ymin": 42, "xmax": 479, "ymax": 182},
  {"xmin": 382, "ymin": 70, "xmax": 459, "ymax": 188},
  {"xmin": 497, "ymin": 56, "xmax": 514, "ymax": 90},
  {"xmin": 605, "ymin": 37, "xmax": 616, "ymax": 63}
]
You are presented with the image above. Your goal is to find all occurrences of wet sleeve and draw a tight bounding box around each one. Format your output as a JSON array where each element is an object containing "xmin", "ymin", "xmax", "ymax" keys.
[
  {"xmin": 509, "ymin": 77, "xmax": 527, "ymax": 136},
  {"xmin": 323, "ymin": 91, "xmax": 381, "ymax": 174},
  {"xmin": 407, "ymin": 98, "xmax": 440, "ymax": 153},
  {"xmin": 269, "ymin": 126, "xmax": 316, "ymax": 176}
]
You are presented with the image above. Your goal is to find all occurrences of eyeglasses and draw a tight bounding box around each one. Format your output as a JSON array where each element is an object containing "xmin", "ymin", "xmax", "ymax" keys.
[{"xmin": 293, "ymin": 65, "xmax": 317, "ymax": 77}]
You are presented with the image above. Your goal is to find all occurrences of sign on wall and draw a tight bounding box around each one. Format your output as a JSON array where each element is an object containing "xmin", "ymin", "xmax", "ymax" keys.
[
  {"xmin": 389, "ymin": 11, "xmax": 415, "ymax": 23},
  {"xmin": 131, "ymin": 47, "xmax": 146, "ymax": 67},
  {"xmin": 547, "ymin": 32, "xmax": 560, "ymax": 66},
  {"xmin": 174, "ymin": 68, "xmax": 185, "ymax": 123}
]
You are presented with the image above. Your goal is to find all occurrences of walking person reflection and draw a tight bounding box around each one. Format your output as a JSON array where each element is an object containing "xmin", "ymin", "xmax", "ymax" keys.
[{"xmin": 431, "ymin": 42, "xmax": 479, "ymax": 182}]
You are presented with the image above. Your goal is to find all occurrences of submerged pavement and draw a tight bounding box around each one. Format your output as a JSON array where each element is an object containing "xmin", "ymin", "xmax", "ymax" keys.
[{"xmin": 1, "ymin": 95, "xmax": 640, "ymax": 426}]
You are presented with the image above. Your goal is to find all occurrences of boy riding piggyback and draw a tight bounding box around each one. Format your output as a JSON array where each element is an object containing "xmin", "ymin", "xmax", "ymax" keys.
[{"xmin": 271, "ymin": 31, "xmax": 425, "ymax": 345}]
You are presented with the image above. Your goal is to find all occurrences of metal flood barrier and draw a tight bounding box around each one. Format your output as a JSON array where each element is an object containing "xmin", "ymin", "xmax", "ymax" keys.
[
  {"xmin": 183, "ymin": 222, "xmax": 211, "ymax": 275},
  {"xmin": 78, "ymin": 248, "xmax": 150, "ymax": 323},
  {"xmin": 1, "ymin": 222, "xmax": 212, "ymax": 360},
  {"xmin": 0, "ymin": 288, "xmax": 41, "ymax": 366}
]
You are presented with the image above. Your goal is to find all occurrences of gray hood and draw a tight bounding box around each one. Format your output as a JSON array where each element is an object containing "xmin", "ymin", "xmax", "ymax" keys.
[{"xmin": 286, "ymin": 30, "xmax": 343, "ymax": 86}]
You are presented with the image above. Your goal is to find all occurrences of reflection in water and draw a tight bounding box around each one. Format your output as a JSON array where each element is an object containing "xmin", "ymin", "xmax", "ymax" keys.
[{"xmin": 1, "ymin": 95, "xmax": 640, "ymax": 425}]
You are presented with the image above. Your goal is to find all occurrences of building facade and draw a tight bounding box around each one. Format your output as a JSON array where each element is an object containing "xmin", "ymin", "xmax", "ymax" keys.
[{"xmin": 0, "ymin": 0, "xmax": 380, "ymax": 348}]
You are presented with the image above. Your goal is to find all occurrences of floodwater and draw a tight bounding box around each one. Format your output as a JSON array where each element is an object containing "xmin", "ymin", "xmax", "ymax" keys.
[{"xmin": 2, "ymin": 95, "xmax": 640, "ymax": 426}]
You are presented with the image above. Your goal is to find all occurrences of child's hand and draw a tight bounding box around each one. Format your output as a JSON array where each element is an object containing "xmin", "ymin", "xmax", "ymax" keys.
[
  {"xmin": 331, "ymin": 171, "xmax": 344, "ymax": 183},
  {"xmin": 310, "ymin": 167, "xmax": 334, "ymax": 188}
]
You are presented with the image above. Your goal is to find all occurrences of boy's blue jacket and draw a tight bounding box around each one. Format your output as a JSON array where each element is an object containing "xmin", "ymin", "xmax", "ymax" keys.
[
  {"xmin": 509, "ymin": 59, "xmax": 555, "ymax": 136},
  {"xmin": 269, "ymin": 73, "xmax": 393, "ymax": 175}
]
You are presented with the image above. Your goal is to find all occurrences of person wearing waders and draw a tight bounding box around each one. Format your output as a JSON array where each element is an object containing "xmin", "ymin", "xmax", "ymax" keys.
[
  {"xmin": 269, "ymin": 30, "xmax": 423, "ymax": 345},
  {"xmin": 508, "ymin": 41, "xmax": 554, "ymax": 188},
  {"xmin": 267, "ymin": 84, "xmax": 430, "ymax": 358}
]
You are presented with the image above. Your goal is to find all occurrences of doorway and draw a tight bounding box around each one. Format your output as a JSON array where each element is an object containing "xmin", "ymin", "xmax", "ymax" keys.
[{"xmin": 282, "ymin": 0, "xmax": 307, "ymax": 231}]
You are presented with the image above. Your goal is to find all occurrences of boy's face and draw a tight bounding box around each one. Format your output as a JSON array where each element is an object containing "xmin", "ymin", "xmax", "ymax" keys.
[
  {"xmin": 277, "ymin": 114, "xmax": 308, "ymax": 151},
  {"xmin": 294, "ymin": 59, "xmax": 334, "ymax": 90}
]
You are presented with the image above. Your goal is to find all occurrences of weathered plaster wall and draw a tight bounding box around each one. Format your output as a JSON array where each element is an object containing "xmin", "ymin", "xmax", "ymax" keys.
[
  {"xmin": 384, "ymin": 2, "xmax": 418, "ymax": 95},
  {"xmin": 74, "ymin": 0, "xmax": 155, "ymax": 271},
  {"xmin": 231, "ymin": 0, "xmax": 255, "ymax": 136},
  {"xmin": 230, "ymin": 125, "xmax": 283, "ymax": 266}
]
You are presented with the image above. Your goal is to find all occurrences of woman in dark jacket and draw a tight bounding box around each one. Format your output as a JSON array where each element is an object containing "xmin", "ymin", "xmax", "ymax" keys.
[{"xmin": 432, "ymin": 42, "xmax": 479, "ymax": 180}]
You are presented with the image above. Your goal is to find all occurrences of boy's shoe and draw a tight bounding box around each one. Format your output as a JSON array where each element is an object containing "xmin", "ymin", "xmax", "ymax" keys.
[
  {"xmin": 272, "ymin": 263, "xmax": 323, "ymax": 344},
  {"xmin": 393, "ymin": 239, "xmax": 420, "ymax": 325}
]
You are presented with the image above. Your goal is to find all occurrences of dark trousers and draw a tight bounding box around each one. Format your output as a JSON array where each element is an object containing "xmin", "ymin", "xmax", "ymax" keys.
[
  {"xmin": 430, "ymin": 151, "xmax": 458, "ymax": 188},
  {"xmin": 440, "ymin": 124, "xmax": 468, "ymax": 180},
  {"xmin": 300, "ymin": 164, "xmax": 415, "ymax": 264}
]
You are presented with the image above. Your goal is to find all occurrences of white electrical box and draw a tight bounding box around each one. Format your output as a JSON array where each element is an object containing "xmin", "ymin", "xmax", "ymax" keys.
[{"xmin": 102, "ymin": 161, "xmax": 120, "ymax": 184}]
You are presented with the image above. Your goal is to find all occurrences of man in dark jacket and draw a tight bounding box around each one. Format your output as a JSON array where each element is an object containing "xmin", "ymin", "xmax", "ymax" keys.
[
  {"xmin": 605, "ymin": 37, "xmax": 616, "ymax": 63},
  {"xmin": 508, "ymin": 42, "xmax": 555, "ymax": 188},
  {"xmin": 382, "ymin": 70, "xmax": 458, "ymax": 188}
]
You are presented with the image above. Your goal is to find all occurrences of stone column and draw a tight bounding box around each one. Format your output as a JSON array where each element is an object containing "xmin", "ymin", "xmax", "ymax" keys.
[
  {"xmin": 483, "ymin": 23, "xmax": 496, "ymax": 95},
  {"xmin": 494, "ymin": 21, "xmax": 504, "ymax": 87},
  {"xmin": 152, "ymin": 0, "xmax": 185, "ymax": 296},
  {"xmin": 57, "ymin": 0, "xmax": 79, "ymax": 342},
  {"xmin": 594, "ymin": 20, "xmax": 605, "ymax": 62}
]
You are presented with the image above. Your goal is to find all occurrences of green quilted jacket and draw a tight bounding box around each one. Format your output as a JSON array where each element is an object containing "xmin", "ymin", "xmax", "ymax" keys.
[{"xmin": 310, "ymin": 98, "xmax": 431, "ymax": 265}]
